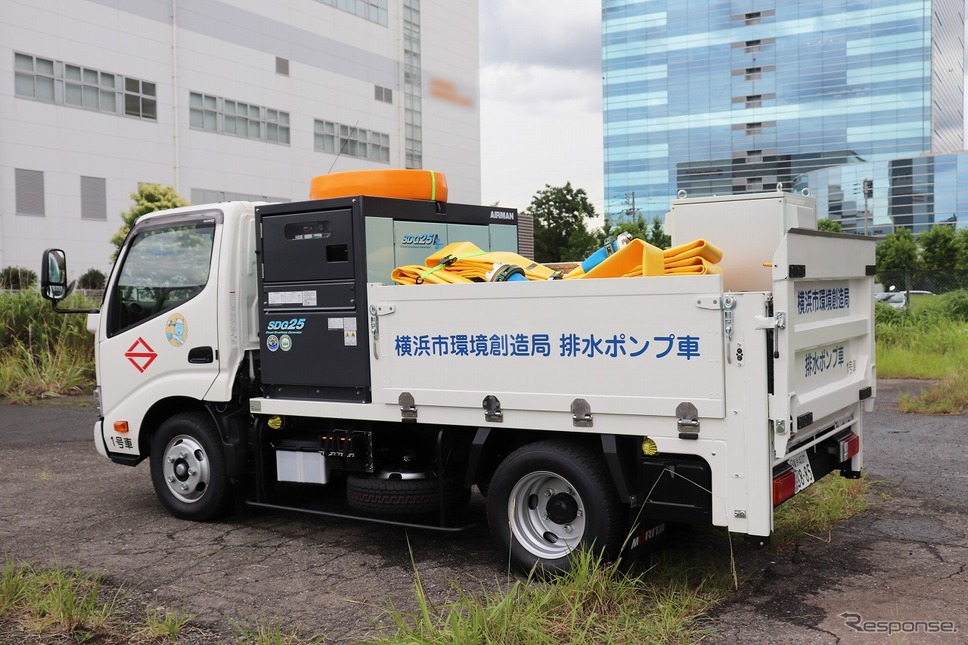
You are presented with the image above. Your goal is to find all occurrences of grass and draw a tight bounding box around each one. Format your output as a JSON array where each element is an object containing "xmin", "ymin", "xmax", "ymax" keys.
[
  {"xmin": 1, "ymin": 557, "xmax": 315, "ymax": 643},
  {"xmin": 135, "ymin": 605, "xmax": 195, "ymax": 641},
  {"xmin": 772, "ymin": 474, "xmax": 872, "ymax": 547},
  {"xmin": 0, "ymin": 290, "xmax": 95, "ymax": 403},
  {"xmin": 232, "ymin": 618, "xmax": 320, "ymax": 644},
  {"xmin": 0, "ymin": 559, "xmax": 118, "ymax": 642},
  {"xmin": 369, "ymin": 545, "xmax": 735, "ymax": 645},
  {"xmin": 875, "ymin": 290, "xmax": 968, "ymax": 414}
]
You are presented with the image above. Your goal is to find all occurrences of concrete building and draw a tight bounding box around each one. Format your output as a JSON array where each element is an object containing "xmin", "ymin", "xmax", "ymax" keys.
[
  {"xmin": 1, "ymin": 0, "xmax": 481, "ymax": 275},
  {"xmin": 602, "ymin": 0, "xmax": 964, "ymax": 228}
]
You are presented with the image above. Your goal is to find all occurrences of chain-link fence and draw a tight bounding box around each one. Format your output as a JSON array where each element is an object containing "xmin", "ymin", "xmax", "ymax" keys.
[{"xmin": 876, "ymin": 269, "xmax": 968, "ymax": 295}]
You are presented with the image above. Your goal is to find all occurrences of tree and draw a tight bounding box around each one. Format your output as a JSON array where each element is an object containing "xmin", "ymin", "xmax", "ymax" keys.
[
  {"xmin": 817, "ymin": 218, "xmax": 843, "ymax": 233},
  {"xmin": 646, "ymin": 216, "xmax": 671, "ymax": 249},
  {"xmin": 956, "ymin": 229, "xmax": 968, "ymax": 272},
  {"xmin": 527, "ymin": 183, "xmax": 599, "ymax": 262},
  {"xmin": 597, "ymin": 193, "xmax": 671, "ymax": 250},
  {"xmin": 918, "ymin": 224, "xmax": 958, "ymax": 271},
  {"xmin": 111, "ymin": 184, "xmax": 189, "ymax": 260},
  {"xmin": 876, "ymin": 227, "xmax": 921, "ymax": 290}
]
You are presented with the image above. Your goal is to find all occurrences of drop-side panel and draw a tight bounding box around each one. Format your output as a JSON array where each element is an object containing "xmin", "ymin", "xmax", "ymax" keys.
[
  {"xmin": 769, "ymin": 229, "xmax": 876, "ymax": 459},
  {"xmin": 367, "ymin": 276, "xmax": 727, "ymax": 424}
]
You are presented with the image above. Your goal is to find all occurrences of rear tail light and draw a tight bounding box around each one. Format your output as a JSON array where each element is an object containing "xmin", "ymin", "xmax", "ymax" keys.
[
  {"xmin": 838, "ymin": 432, "xmax": 860, "ymax": 463},
  {"xmin": 773, "ymin": 470, "xmax": 796, "ymax": 507}
]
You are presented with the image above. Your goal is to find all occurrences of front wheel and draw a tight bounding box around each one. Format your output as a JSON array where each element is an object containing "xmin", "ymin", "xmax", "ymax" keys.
[
  {"xmin": 486, "ymin": 441, "xmax": 625, "ymax": 574},
  {"xmin": 150, "ymin": 412, "xmax": 230, "ymax": 521}
]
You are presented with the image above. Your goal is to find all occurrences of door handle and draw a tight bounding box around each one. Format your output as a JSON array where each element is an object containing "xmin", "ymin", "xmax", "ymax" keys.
[{"xmin": 188, "ymin": 346, "xmax": 214, "ymax": 364}]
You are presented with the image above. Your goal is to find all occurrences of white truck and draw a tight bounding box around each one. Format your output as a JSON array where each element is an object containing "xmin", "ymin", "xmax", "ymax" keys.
[{"xmin": 41, "ymin": 176, "xmax": 876, "ymax": 572}]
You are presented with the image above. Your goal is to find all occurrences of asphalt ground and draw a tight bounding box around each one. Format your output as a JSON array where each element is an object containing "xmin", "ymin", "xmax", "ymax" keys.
[{"xmin": 0, "ymin": 380, "xmax": 965, "ymax": 643}]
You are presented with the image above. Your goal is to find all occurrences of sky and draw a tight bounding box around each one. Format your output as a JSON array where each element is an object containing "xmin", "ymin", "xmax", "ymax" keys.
[{"xmin": 478, "ymin": 1, "xmax": 604, "ymax": 216}]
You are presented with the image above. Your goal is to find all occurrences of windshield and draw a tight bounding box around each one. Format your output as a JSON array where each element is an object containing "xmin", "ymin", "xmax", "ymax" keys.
[{"xmin": 107, "ymin": 218, "xmax": 216, "ymax": 336}]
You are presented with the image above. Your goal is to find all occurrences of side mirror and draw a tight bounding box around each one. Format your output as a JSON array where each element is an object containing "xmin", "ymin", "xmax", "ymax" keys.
[
  {"xmin": 41, "ymin": 248, "xmax": 73, "ymax": 301},
  {"xmin": 40, "ymin": 249, "xmax": 97, "ymax": 314}
]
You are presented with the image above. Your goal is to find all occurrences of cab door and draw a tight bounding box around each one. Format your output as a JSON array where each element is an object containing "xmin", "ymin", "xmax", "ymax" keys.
[{"xmin": 95, "ymin": 210, "xmax": 223, "ymax": 459}]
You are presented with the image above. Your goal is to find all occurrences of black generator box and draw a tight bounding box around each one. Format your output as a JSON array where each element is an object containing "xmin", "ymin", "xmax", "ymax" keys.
[{"xmin": 255, "ymin": 196, "xmax": 518, "ymax": 403}]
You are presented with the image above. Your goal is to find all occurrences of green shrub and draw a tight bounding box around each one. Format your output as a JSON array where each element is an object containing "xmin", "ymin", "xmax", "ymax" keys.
[
  {"xmin": 78, "ymin": 268, "xmax": 107, "ymax": 290},
  {"xmin": 0, "ymin": 266, "xmax": 38, "ymax": 290},
  {"xmin": 937, "ymin": 289, "xmax": 968, "ymax": 322},
  {"xmin": 0, "ymin": 290, "xmax": 95, "ymax": 400}
]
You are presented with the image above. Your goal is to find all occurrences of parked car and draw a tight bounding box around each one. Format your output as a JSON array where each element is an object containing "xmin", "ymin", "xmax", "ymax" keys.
[
  {"xmin": 875, "ymin": 292, "xmax": 906, "ymax": 309},
  {"xmin": 875, "ymin": 290, "xmax": 934, "ymax": 309}
]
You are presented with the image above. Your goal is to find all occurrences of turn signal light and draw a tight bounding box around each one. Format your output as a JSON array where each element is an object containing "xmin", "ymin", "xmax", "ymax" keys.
[
  {"xmin": 113, "ymin": 421, "xmax": 129, "ymax": 433},
  {"xmin": 773, "ymin": 470, "xmax": 796, "ymax": 507}
]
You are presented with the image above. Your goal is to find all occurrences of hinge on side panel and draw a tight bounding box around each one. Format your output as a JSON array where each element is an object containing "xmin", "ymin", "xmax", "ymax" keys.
[
  {"xmin": 571, "ymin": 398, "xmax": 593, "ymax": 427},
  {"xmin": 676, "ymin": 402, "xmax": 700, "ymax": 440},
  {"xmin": 483, "ymin": 395, "xmax": 503, "ymax": 423},
  {"xmin": 399, "ymin": 392, "xmax": 417, "ymax": 422}
]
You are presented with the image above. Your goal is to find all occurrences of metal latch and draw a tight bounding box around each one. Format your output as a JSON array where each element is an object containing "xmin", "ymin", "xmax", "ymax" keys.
[
  {"xmin": 752, "ymin": 309, "xmax": 787, "ymax": 359},
  {"xmin": 483, "ymin": 395, "xmax": 503, "ymax": 423},
  {"xmin": 676, "ymin": 401, "xmax": 700, "ymax": 440},
  {"xmin": 369, "ymin": 304, "xmax": 395, "ymax": 359},
  {"xmin": 722, "ymin": 295, "xmax": 736, "ymax": 364},
  {"xmin": 571, "ymin": 398, "xmax": 593, "ymax": 427},
  {"xmin": 399, "ymin": 392, "xmax": 417, "ymax": 422}
]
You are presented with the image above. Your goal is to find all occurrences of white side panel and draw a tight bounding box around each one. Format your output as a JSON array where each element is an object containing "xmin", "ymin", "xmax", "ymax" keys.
[
  {"xmin": 769, "ymin": 230, "xmax": 877, "ymax": 459},
  {"xmin": 367, "ymin": 276, "xmax": 726, "ymax": 424}
]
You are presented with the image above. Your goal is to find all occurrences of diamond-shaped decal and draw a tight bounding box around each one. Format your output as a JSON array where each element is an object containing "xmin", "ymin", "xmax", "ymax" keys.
[{"xmin": 125, "ymin": 337, "xmax": 157, "ymax": 373}]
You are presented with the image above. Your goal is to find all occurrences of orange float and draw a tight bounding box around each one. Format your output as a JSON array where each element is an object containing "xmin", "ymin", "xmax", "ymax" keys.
[{"xmin": 310, "ymin": 169, "xmax": 448, "ymax": 202}]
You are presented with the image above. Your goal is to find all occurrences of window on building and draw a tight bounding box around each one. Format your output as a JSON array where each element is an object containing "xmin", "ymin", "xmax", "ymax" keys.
[
  {"xmin": 80, "ymin": 176, "xmax": 107, "ymax": 220},
  {"xmin": 65, "ymin": 64, "xmax": 114, "ymax": 111},
  {"xmin": 315, "ymin": 0, "xmax": 388, "ymax": 26},
  {"xmin": 15, "ymin": 169, "xmax": 45, "ymax": 216},
  {"xmin": 189, "ymin": 92, "xmax": 289, "ymax": 145},
  {"xmin": 224, "ymin": 100, "xmax": 262, "ymax": 139},
  {"xmin": 745, "ymin": 67, "xmax": 761, "ymax": 81},
  {"xmin": 124, "ymin": 78, "xmax": 156, "ymax": 119},
  {"xmin": 746, "ymin": 122, "xmax": 763, "ymax": 135},
  {"xmin": 745, "ymin": 39, "xmax": 761, "ymax": 53},
  {"xmin": 275, "ymin": 57, "xmax": 289, "ymax": 76},
  {"xmin": 191, "ymin": 188, "xmax": 289, "ymax": 204},
  {"xmin": 313, "ymin": 119, "xmax": 389, "ymax": 162},
  {"xmin": 745, "ymin": 94, "xmax": 762, "ymax": 108},
  {"xmin": 266, "ymin": 109, "xmax": 290, "ymax": 144},
  {"xmin": 189, "ymin": 92, "xmax": 218, "ymax": 131},
  {"xmin": 375, "ymin": 85, "xmax": 393, "ymax": 103},
  {"xmin": 744, "ymin": 11, "xmax": 761, "ymax": 25},
  {"xmin": 14, "ymin": 52, "xmax": 156, "ymax": 120},
  {"xmin": 14, "ymin": 53, "xmax": 55, "ymax": 101}
]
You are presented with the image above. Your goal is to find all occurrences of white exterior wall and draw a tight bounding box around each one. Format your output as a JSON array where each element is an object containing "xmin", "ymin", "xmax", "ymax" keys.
[{"xmin": 0, "ymin": 0, "xmax": 481, "ymax": 276}]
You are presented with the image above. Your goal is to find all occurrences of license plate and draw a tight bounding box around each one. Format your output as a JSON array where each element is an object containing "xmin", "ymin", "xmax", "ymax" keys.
[{"xmin": 788, "ymin": 452, "xmax": 815, "ymax": 493}]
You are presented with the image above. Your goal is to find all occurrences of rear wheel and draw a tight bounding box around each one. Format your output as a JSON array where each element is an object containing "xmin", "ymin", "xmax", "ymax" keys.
[
  {"xmin": 150, "ymin": 412, "xmax": 230, "ymax": 521},
  {"xmin": 487, "ymin": 441, "xmax": 624, "ymax": 573}
]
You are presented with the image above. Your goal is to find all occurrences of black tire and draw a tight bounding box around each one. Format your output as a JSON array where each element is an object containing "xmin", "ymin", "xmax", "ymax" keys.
[
  {"xmin": 346, "ymin": 473, "xmax": 470, "ymax": 516},
  {"xmin": 486, "ymin": 440, "xmax": 625, "ymax": 574},
  {"xmin": 149, "ymin": 412, "xmax": 231, "ymax": 521}
]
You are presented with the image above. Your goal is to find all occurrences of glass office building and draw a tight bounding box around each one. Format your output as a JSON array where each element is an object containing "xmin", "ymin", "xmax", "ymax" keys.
[
  {"xmin": 602, "ymin": 0, "xmax": 965, "ymax": 227},
  {"xmin": 796, "ymin": 152, "xmax": 968, "ymax": 234}
]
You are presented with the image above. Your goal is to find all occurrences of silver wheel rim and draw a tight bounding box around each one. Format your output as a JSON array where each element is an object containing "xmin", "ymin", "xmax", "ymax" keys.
[
  {"xmin": 161, "ymin": 434, "xmax": 211, "ymax": 504},
  {"xmin": 508, "ymin": 470, "xmax": 586, "ymax": 560}
]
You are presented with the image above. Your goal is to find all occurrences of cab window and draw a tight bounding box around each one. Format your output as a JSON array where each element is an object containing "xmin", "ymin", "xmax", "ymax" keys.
[{"xmin": 107, "ymin": 220, "xmax": 216, "ymax": 337}]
